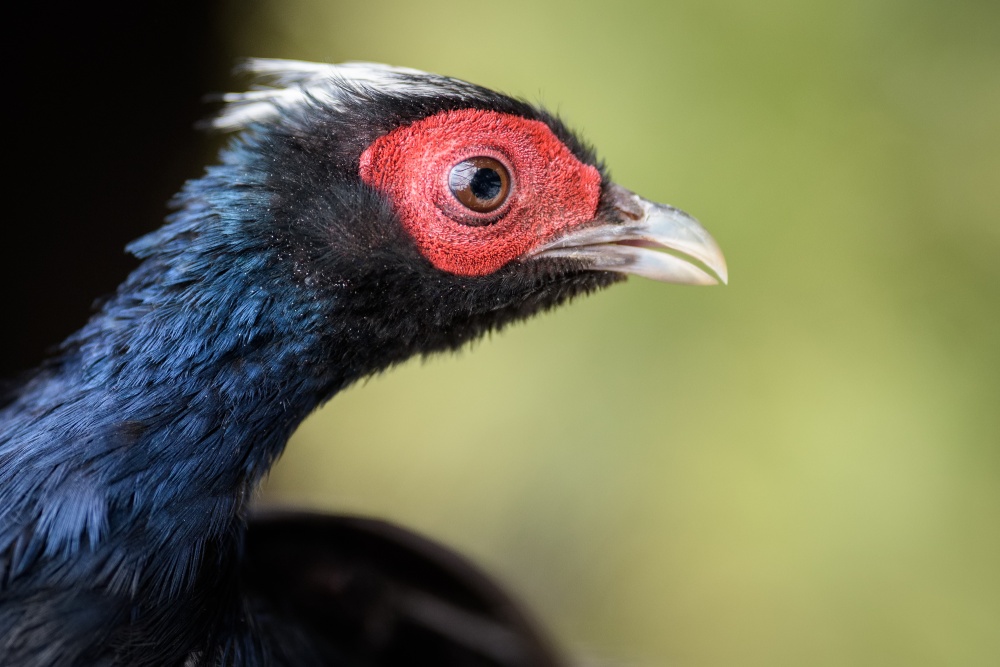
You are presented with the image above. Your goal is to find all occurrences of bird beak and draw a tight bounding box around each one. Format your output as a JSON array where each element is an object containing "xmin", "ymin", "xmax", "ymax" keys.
[{"xmin": 529, "ymin": 183, "xmax": 728, "ymax": 285}]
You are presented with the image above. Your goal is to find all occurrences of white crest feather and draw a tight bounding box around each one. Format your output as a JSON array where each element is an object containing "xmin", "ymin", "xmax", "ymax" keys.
[{"xmin": 211, "ymin": 59, "xmax": 480, "ymax": 132}]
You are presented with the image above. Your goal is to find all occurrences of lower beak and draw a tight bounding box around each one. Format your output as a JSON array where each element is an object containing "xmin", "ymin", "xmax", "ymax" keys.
[{"xmin": 529, "ymin": 184, "xmax": 728, "ymax": 286}]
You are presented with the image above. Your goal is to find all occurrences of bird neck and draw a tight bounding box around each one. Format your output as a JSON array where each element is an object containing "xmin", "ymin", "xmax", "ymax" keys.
[
  {"xmin": 0, "ymin": 165, "xmax": 393, "ymax": 576},
  {"xmin": 73, "ymin": 258, "xmax": 363, "ymax": 504}
]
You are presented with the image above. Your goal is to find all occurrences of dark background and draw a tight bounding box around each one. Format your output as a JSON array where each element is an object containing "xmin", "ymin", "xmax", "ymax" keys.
[{"xmin": 3, "ymin": 3, "xmax": 224, "ymax": 378}]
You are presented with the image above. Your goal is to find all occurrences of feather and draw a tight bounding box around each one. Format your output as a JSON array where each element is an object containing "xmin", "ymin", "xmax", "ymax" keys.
[{"xmin": 212, "ymin": 59, "xmax": 487, "ymax": 131}]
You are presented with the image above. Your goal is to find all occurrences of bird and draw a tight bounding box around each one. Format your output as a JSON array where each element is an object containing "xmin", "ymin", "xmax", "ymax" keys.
[{"xmin": 0, "ymin": 59, "xmax": 727, "ymax": 666}]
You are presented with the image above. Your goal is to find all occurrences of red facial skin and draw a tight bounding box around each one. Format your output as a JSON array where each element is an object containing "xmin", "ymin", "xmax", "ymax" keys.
[{"xmin": 359, "ymin": 109, "xmax": 602, "ymax": 276}]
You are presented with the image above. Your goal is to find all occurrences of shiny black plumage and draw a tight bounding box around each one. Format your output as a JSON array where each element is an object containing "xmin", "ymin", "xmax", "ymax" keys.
[
  {"xmin": 0, "ymin": 65, "xmax": 615, "ymax": 666},
  {"xmin": 0, "ymin": 60, "xmax": 724, "ymax": 665}
]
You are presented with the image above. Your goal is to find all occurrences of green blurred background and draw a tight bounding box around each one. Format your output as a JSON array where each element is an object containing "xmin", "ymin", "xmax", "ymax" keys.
[{"xmin": 225, "ymin": 1, "xmax": 1000, "ymax": 664}]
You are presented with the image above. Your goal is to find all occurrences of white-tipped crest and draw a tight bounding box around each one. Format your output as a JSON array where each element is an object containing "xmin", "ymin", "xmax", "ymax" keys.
[{"xmin": 212, "ymin": 59, "xmax": 480, "ymax": 132}]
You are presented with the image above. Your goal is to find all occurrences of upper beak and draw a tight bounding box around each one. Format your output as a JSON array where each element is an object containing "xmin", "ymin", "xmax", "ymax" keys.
[{"xmin": 529, "ymin": 184, "xmax": 728, "ymax": 286}]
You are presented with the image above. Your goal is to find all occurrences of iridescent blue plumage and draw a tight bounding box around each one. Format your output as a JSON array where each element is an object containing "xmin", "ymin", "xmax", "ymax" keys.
[
  {"xmin": 0, "ymin": 62, "xmax": 612, "ymax": 666},
  {"xmin": 1, "ymin": 128, "xmax": 346, "ymax": 663},
  {"xmin": 0, "ymin": 60, "xmax": 723, "ymax": 665}
]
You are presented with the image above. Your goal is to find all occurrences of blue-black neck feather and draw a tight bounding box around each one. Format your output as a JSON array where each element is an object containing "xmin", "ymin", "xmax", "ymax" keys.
[{"xmin": 0, "ymin": 130, "xmax": 371, "ymax": 662}]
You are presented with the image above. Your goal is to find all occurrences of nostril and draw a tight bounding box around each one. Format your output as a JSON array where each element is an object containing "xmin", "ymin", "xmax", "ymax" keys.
[
  {"xmin": 606, "ymin": 183, "xmax": 644, "ymax": 221},
  {"xmin": 615, "ymin": 204, "xmax": 644, "ymax": 221}
]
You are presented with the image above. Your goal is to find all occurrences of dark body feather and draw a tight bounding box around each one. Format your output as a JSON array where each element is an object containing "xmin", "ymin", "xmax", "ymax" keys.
[
  {"xmin": 238, "ymin": 513, "xmax": 563, "ymax": 666},
  {"xmin": 0, "ymin": 78, "xmax": 617, "ymax": 665}
]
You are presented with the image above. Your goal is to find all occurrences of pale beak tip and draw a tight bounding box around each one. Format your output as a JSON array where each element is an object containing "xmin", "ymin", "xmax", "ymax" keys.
[{"xmin": 713, "ymin": 255, "xmax": 729, "ymax": 286}]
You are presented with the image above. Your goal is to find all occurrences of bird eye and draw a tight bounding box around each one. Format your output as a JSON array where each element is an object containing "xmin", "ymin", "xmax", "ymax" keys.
[{"xmin": 448, "ymin": 157, "xmax": 511, "ymax": 216}]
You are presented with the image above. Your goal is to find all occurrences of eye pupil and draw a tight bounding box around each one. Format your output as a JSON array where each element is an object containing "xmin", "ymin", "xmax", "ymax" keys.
[
  {"xmin": 448, "ymin": 157, "xmax": 511, "ymax": 218},
  {"xmin": 469, "ymin": 168, "xmax": 502, "ymax": 200}
]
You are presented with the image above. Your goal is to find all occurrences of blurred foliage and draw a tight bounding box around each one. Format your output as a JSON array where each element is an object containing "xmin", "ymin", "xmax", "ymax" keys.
[{"xmin": 220, "ymin": 0, "xmax": 1000, "ymax": 664}]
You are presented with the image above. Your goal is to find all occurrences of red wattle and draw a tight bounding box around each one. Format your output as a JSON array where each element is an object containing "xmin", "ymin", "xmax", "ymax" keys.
[{"xmin": 359, "ymin": 109, "xmax": 601, "ymax": 276}]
